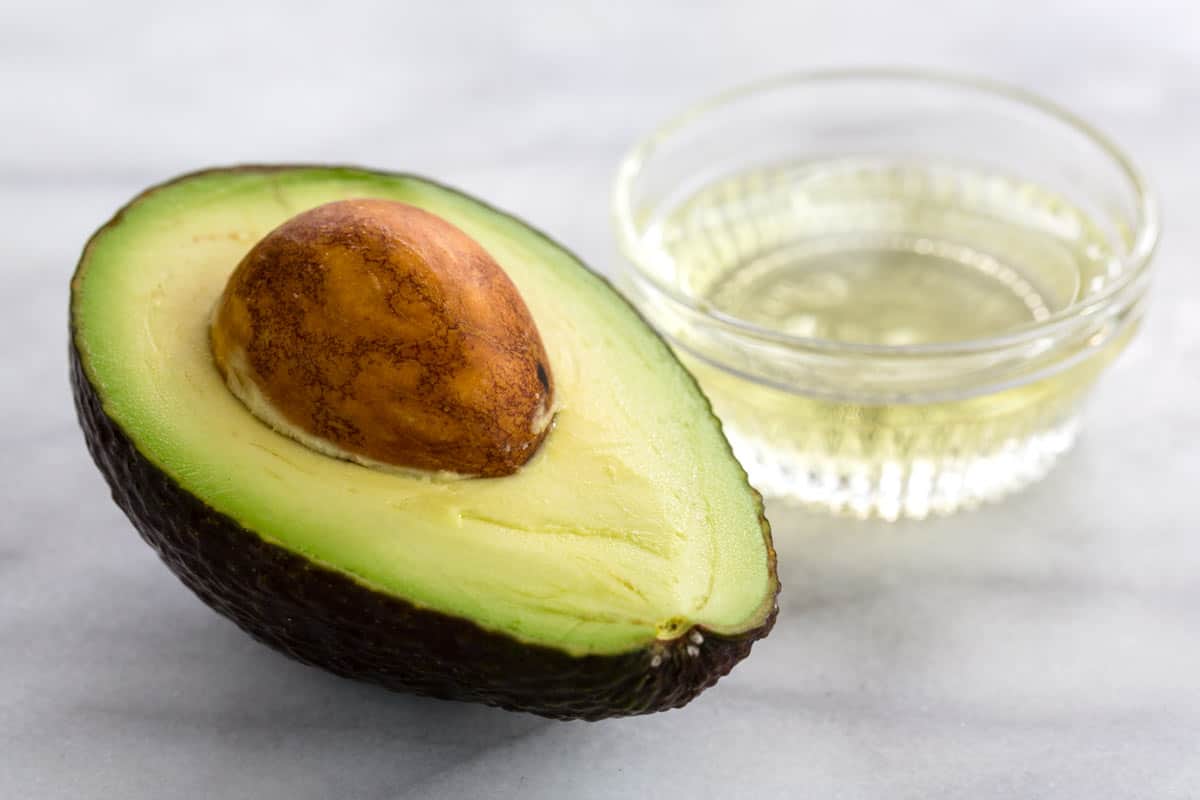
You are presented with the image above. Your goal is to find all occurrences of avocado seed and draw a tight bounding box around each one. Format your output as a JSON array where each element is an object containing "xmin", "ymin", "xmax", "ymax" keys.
[{"xmin": 210, "ymin": 198, "xmax": 555, "ymax": 477}]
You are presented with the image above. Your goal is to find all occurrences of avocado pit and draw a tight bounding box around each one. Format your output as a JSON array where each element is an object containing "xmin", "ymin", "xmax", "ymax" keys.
[{"xmin": 210, "ymin": 198, "xmax": 555, "ymax": 477}]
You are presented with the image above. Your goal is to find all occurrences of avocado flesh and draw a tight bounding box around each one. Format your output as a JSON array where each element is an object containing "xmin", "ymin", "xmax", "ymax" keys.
[{"xmin": 72, "ymin": 166, "xmax": 776, "ymax": 666}]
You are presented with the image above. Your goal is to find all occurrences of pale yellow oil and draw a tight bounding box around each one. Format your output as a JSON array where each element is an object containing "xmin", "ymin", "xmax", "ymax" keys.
[{"xmin": 639, "ymin": 160, "xmax": 1137, "ymax": 518}]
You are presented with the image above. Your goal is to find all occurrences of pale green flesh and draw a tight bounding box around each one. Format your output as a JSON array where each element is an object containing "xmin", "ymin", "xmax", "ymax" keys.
[{"xmin": 73, "ymin": 168, "xmax": 773, "ymax": 656}]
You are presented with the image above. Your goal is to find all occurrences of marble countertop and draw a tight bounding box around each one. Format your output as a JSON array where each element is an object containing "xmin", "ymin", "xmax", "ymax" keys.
[{"xmin": 4, "ymin": 1, "xmax": 1199, "ymax": 797}]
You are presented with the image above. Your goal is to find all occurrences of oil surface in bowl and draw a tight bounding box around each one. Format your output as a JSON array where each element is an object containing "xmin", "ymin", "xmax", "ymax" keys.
[{"xmin": 640, "ymin": 159, "xmax": 1136, "ymax": 518}]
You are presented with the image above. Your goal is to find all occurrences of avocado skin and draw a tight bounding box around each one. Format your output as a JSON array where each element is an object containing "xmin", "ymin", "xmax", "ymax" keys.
[
  {"xmin": 69, "ymin": 165, "xmax": 778, "ymax": 720},
  {"xmin": 72, "ymin": 342, "xmax": 775, "ymax": 719}
]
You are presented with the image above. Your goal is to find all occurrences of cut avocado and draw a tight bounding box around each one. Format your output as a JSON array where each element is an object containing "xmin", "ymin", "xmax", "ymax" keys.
[{"xmin": 70, "ymin": 165, "xmax": 778, "ymax": 720}]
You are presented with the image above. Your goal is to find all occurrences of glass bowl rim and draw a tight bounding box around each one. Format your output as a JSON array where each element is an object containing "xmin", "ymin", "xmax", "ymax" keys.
[{"xmin": 611, "ymin": 67, "xmax": 1160, "ymax": 357}]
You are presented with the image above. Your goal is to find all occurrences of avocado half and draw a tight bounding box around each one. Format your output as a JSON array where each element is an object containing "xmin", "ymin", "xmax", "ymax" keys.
[{"xmin": 70, "ymin": 165, "xmax": 779, "ymax": 720}]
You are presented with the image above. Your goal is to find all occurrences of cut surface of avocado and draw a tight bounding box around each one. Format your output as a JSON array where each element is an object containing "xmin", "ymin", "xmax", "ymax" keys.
[{"xmin": 72, "ymin": 166, "xmax": 776, "ymax": 662}]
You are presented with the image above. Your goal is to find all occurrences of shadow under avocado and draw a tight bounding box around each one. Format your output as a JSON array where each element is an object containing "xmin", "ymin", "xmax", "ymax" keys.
[{"xmin": 83, "ymin": 579, "xmax": 556, "ymax": 748}]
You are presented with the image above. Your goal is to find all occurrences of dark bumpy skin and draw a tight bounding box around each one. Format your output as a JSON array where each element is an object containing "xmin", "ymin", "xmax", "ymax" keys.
[
  {"xmin": 70, "ymin": 166, "xmax": 779, "ymax": 721},
  {"xmin": 211, "ymin": 199, "xmax": 554, "ymax": 478},
  {"xmin": 73, "ymin": 342, "xmax": 776, "ymax": 719}
]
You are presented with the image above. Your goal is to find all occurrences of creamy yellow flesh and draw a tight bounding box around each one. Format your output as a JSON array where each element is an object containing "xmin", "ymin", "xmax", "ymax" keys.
[{"xmin": 73, "ymin": 168, "xmax": 774, "ymax": 656}]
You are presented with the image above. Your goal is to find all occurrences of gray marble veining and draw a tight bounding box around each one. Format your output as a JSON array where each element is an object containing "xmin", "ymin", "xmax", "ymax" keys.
[{"xmin": 3, "ymin": 0, "xmax": 1199, "ymax": 797}]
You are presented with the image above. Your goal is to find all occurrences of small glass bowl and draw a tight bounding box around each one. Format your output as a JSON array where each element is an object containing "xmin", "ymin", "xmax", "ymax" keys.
[{"xmin": 613, "ymin": 69, "xmax": 1158, "ymax": 520}]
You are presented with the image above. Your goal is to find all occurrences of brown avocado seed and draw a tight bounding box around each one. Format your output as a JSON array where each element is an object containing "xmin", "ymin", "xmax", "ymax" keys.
[{"xmin": 210, "ymin": 198, "xmax": 555, "ymax": 478}]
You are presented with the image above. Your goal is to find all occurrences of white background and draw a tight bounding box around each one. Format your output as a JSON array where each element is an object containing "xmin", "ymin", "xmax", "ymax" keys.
[{"xmin": 3, "ymin": 1, "xmax": 1199, "ymax": 797}]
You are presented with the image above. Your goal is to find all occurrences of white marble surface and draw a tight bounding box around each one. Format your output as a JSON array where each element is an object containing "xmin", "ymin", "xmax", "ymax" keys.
[{"xmin": 4, "ymin": 1, "xmax": 1200, "ymax": 797}]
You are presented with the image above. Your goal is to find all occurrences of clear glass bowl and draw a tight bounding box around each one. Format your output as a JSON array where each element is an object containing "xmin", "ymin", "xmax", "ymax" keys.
[{"xmin": 613, "ymin": 69, "xmax": 1158, "ymax": 520}]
